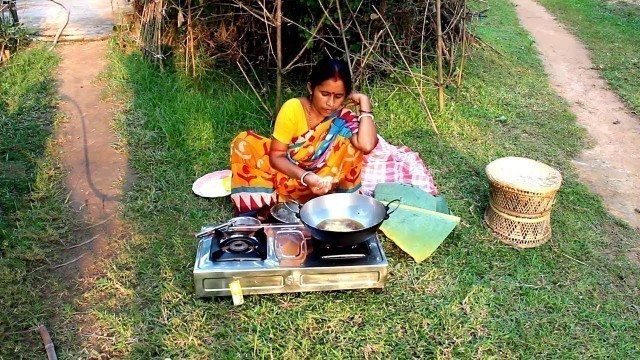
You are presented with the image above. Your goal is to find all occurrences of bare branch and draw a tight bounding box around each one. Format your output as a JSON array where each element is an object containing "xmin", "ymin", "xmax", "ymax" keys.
[
  {"xmin": 283, "ymin": 0, "xmax": 334, "ymax": 73},
  {"xmin": 236, "ymin": 59, "xmax": 273, "ymax": 117},
  {"xmin": 335, "ymin": 0, "xmax": 353, "ymax": 73},
  {"xmin": 225, "ymin": 0, "xmax": 275, "ymax": 26},
  {"xmin": 373, "ymin": 5, "xmax": 439, "ymax": 134}
]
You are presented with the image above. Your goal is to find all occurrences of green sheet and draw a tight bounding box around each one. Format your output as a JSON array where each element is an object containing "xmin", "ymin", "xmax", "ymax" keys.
[{"xmin": 374, "ymin": 183, "xmax": 460, "ymax": 262}]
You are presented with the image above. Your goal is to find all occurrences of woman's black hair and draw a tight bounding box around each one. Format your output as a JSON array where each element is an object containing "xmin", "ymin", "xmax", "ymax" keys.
[{"xmin": 308, "ymin": 58, "xmax": 352, "ymax": 95}]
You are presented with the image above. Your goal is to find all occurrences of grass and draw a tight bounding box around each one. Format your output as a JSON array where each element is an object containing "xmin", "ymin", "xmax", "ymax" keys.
[
  {"xmin": 0, "ymin": 45, "xmax": 79, "ymax": 357},
  {"xmin": 537, "ymin": 0, "xmax": 640, "ymax": 113},
  {"xmin": 64, "ymin": 0, "xmax": 640, "ymax": 357}
]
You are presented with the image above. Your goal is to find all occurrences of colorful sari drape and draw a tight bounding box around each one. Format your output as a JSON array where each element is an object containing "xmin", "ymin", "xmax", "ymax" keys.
[{"xmin": 230, "ymin": 109, "xmax": 362, "ymax": 214}]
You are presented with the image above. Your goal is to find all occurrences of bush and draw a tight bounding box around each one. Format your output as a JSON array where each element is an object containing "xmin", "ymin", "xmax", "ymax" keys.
[
  {"xmin": 0, "ymin": 16, "xmax": 30, "ymax": 63},
  {"xmin": 134, "ymin": 0, "xmax": 467, "ymax": 79}
]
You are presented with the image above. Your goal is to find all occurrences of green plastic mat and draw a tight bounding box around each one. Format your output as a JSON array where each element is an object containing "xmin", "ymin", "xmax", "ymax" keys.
[{"xmin": 374, "ymin": 183, "xmax": 460, "ymax": 262}]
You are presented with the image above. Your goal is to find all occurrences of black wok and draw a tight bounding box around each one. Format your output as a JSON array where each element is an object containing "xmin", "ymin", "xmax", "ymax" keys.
[{"xmin": 287, "ymin": 193, "xmax": 399, "ymax": 246}]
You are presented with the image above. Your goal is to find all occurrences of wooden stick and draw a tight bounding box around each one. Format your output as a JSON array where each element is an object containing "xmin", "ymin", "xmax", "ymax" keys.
[
  {"xmin": 419, "ymin": 1, "xmax": 430, "ymax": 98},
  {"xmin": 456, "ymin": 25, "xmax": 467, "ymax": 93},
  {"xmin": 38, "ymin": 325, "xmax": 58, "ymax": 360},
  {"xmin": 275, "ymin": 0, "xmax": 282, "ymax": 115},
  {"xmin": 436, "ymin": 0, "xmax": 444, "ymax": 112},
  {"xmin": 157, "ymin": 0, "xmax": 164, "ymax": 72},
  {"xmin": 473, "ymin": 34, "xmax": 505, "ymax": 57},
  {"xmin": 185, "ymin": 2, "xmax": 190, "ymax": 75},
  {"xmin": 50, "ymin": 253, "xmax": 86, "ymax": 269},
  {"xmin": 64, "ymin": 234, "xmax": 99, "ymax": 250},
  {"xmin": 189, "ymin": 4, "xmax": 196, "ymax": 77},
  {"xmin": 261, "ymin": 0, "xmax": 276, "ymax": 61},
  {"xmin": 72, "ymin": 214, "xmax": 114, "ymax": 231}
]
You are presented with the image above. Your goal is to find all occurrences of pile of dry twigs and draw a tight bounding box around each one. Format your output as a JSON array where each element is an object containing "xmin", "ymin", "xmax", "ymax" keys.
[{"xmin": 134, "ymin": 0, "xmax": 472, "ymax": 132}]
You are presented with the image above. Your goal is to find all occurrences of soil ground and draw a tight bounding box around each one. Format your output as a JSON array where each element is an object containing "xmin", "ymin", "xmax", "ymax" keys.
[
  {"xmin": 513, "ymin": 0, "xmax": 640, "ymax": 264},
  {"xmin": 55, "ymin": 40, "xmax": 131, "ymax": 277}
]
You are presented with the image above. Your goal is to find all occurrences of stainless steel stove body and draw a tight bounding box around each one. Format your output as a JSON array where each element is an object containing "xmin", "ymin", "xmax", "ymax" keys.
[{"xmin": 193, "ymin": 223, "xmax": 388, "ymax": 297}]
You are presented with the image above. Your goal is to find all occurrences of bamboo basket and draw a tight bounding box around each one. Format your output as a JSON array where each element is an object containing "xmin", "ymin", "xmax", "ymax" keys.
[
  {"xmin": 486, "ymin": 157, "xmax": 562, "ymax": 218},
  {"xmin": 484, "ymin": 202, "xmax": 551, "ymax": 248}
]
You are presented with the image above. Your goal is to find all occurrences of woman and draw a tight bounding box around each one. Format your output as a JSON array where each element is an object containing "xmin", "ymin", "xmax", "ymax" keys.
[{"xmin": 230, "ymin": 58, "xmax": 378, "ymax": 215}]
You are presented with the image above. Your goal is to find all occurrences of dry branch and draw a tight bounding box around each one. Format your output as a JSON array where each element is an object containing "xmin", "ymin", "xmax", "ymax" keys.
[
  {"xmin": 373, "ymin": 5, "xmax": 439, "ymax": 134},
  {"xmin": 132, "ymin": 0, "xmax": 471, "ymax": 131},
  {"xmin": 436, "ymin": 0, "xmax": 444, "ymax": 111},
  {"xmin": 38, "ymin": 325, "xmax": 57, "ymax": 360}
]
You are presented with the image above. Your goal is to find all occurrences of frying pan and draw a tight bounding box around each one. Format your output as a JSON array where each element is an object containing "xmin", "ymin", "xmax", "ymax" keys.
[{"xmin": 286, "ymin": 193, "xmax": 399, "ymax": 246}]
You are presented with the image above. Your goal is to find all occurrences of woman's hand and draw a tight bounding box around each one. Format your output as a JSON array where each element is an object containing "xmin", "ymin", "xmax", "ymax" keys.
[
  {"xmin": 305, "ymin": 173, "xmax": 335, "ymax": 195},
  {"xmin": 346, "ymin": 92, "xmax": 371, "ymax": 112},
  {"xmin": 346, "ymin": 92, "xmax": 377, "ymax": 154}
]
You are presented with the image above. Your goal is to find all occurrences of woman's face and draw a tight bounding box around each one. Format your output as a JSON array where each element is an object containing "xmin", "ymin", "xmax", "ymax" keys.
[{"xmin": 308, "ymin": 78, "xmax": 347, "ymax": 116}]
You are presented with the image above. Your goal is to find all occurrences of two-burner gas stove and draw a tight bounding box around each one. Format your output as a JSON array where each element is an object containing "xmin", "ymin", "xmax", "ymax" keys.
[{"xmin": 193, "ymin": 222, "xmax": 388, "ymax": 297}]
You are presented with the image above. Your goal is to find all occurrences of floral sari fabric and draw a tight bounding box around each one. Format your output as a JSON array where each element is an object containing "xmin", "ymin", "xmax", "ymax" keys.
[{"xmin": 230, "ymin": 109, "xmax": 362, "ymax": 214}]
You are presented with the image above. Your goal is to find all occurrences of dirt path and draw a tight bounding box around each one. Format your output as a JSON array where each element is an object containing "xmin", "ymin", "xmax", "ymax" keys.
[
  {"xmin": 513, "ymin": 0, "xmax": 640, "ymax": 239},
  {"xmin": 56, "ymin": 41, "xmax": 131, "ymax": 277}
]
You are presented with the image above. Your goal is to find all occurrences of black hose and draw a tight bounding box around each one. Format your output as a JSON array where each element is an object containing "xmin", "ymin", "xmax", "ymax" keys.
[
  {"xmin": 8, "ymin": 1, "xmax": 18, "ymax": 25},
  {"xmin": 1, "ymin": 0, "xmax": 18, "ymax": 25}
]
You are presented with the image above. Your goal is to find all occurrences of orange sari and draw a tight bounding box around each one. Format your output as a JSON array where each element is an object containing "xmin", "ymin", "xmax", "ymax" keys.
[{"xmin": 230, "ymin": 109, "xmax": 362, "ymax": 214}]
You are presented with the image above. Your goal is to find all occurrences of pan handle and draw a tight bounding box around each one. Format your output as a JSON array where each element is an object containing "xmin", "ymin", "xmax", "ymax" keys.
[
  {"xmin": 384, "ymin": 199, "xmax": 401, "ymax": 219},
  {"xmin": 283, "ymin": 200, "xmax": 302, "ymax": 218},
  {"xmin": 195, "ymin": 220, "xmax": 231, "ymax": 238}
]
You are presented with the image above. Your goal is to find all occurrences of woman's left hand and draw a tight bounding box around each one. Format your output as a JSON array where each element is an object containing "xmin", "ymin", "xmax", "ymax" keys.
[
  {"xmin": 346, "ymin": 92, "xmax": 377, "ymax": 153},
  {"xmin": 345, "ymin": 92, "xmax": 371, "ymax": 111}
]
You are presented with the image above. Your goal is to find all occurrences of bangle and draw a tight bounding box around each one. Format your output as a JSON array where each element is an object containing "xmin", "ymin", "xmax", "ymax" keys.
[
  {"xmin": 360, "ymin": 110, "xmax": 373, "ymax": 114},
  {"xmin": 358, "ymin": 113, "xmax": 374, "ymax": 121},
  {"xmin": 300, "ymin": 171, "xmax": 313, "ymax": 186}
]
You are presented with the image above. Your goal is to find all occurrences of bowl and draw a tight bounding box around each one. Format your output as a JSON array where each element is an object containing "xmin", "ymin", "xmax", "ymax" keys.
[{"xmin": 270, "ymin": 202, "xmax": 300, "ymax": 223}]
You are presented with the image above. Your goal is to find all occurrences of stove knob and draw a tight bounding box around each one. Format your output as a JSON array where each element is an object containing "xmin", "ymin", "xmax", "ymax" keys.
[{"xmin": 285, "ymin": 275, "xmax": 295, "ymax": 285}]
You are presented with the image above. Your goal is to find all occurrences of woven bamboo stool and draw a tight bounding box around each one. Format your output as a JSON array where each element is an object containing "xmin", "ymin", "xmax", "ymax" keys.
[{"xmin": 484, "ymin": 157, "xmax": 562, "ymax": 248}]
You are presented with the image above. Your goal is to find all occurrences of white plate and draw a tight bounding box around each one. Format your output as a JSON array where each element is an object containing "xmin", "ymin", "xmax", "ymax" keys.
[{"xmin": 192, "ymin": 170, "xmax": 232, "ymax": 198}]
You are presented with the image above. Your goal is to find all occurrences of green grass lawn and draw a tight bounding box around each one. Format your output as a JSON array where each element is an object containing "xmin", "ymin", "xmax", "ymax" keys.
[
  {"xmin": 66, "ymin": 0, "xmax": 640, "ymax": 357},
  {"xmin": 537, "ymin": 0, "xmax": 640, "ymax": 113},
  {"xmin": 0, "ymin": 45, "xmax": 79, "ymax": 357},
  {"xmin": 3, "ymin": 0, "xmax": 638, "ymax": 358}
]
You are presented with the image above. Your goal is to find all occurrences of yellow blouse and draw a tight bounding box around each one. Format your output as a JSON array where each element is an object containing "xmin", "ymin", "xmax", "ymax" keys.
[{"xmin": 272, "ymin": 98, "xmax": 309, "ymax": 144}]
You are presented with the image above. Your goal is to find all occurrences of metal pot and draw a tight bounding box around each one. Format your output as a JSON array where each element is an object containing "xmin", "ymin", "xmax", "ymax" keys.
[
  {"xmin": 270, "ymin": 201, "xmax": 301, "ymax": 223},
  {"xmin": 287, "ymin": 193, "xmax": 400, "ymax": 246}
]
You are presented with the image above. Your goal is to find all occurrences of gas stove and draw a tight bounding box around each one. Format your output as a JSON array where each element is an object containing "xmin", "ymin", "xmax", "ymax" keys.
[{"xmin": 193, "ymin": 222, "xmax": 389, "ymax": 297}]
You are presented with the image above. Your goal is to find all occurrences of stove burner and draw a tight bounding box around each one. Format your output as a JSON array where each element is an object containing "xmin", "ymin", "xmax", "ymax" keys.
[
  {"xmin": 312, "ymin": 238, "xmax": 371, "ymax": 261},
  {"xmin": 210, "ymin": 228, "xmax": 267, "ymax": 261},
  {"xmin": 222, "ymin": 235, "xmax": 255, "ymax": 253}
]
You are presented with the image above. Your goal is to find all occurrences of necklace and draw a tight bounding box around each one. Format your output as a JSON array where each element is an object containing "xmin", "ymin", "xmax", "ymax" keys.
[{"xmin": 304, "ymin": 98, "xmax": 321, "ymax": 127}]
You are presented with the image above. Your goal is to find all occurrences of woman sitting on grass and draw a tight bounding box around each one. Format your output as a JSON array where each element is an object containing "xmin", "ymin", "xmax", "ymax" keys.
[{"xmin": 230, "ymin": 58, "xmax": 378, "ymax": 215}]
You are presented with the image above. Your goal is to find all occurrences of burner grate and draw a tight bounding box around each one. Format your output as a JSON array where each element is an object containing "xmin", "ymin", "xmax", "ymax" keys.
[{"xmin": 210, "ymin": 228, "xmax": 267, "ymax": 261}]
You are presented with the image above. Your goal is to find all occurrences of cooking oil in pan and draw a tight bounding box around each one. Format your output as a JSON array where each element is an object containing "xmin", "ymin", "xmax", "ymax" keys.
[{"xmin": 316, "ymin": 218, "xmax": 365, "ymax": 232}]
